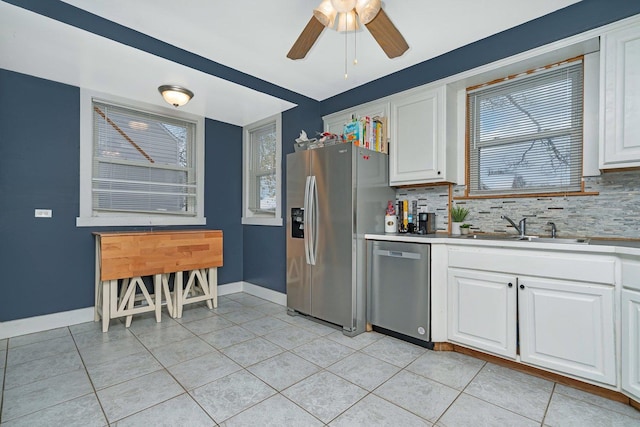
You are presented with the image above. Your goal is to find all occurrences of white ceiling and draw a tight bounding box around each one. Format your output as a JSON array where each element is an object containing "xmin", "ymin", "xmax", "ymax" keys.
[{"xmin": 1, "ymin": 0, "xmax": 581, "ymax": 126}]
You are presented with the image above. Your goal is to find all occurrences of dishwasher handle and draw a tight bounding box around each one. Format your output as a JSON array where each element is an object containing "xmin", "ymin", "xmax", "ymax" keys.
[{"xmin": 374, "ymin": 249, "xmax": 422, "ymax": 260}]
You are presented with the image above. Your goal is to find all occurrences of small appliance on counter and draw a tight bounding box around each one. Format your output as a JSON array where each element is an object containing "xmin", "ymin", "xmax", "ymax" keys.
[
  {"xmin": 418, "ymin": 212, "xmax": 436, "ymax": 234},
  {"xmin": 396, "ymin": 199, "xmax": 436, "ymax": 235}
]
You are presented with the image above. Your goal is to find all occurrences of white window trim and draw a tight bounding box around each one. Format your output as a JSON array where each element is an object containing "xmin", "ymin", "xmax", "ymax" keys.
[
  {"xmin": 242, "ymin": 113, "xmax": 283, "ymax": 226},
  {"xmin": 77, "ymin": 89, "xmax": 206, "ymax": 227}
]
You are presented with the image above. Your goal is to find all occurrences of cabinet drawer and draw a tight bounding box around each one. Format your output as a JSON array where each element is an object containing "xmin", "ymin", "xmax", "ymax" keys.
[
  {"xmin": 622, "ymin": 257, "xmax": 640, "ymax": 291},
  {"xmin": 448, "ymin": 247, "xmax": 615, "ymax": 285}
]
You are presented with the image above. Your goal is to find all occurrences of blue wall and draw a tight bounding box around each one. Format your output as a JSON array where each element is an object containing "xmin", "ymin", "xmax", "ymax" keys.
[
  {"xmin": 204, "ymin": 119, "xmax": 243, "ymax": 286},
  {"xmin": 0, "ymin": 70, "xmax": 244, "ymax": 321},
  {"xmin": 0, "ymin": 70, "xmax": 88, "ymax": 321}
]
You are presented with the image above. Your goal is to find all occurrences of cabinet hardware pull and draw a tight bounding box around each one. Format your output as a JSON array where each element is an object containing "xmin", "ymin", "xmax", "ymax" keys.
[
  {"xmin": 508, "ymin": 283, "xmax": 513, "ymax": 287},
  {"xmin": 520, "ymin": 284, "xmax": 525, "ymax": 289}
]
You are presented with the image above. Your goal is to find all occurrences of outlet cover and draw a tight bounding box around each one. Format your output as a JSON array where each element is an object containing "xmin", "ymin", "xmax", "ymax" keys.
[{"xmin": 35, "ymin": 209, "xmax": 52, "ymax": 218}]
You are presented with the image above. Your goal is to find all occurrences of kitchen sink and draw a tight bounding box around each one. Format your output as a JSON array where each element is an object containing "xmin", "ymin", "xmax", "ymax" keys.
[
  {"xmin": 463, "ymin": 234, "xmax": 520, "ymax": 241},
  {"xmin": 461, "ymin": 235, "xmax": 590, "ymax": 244},
  {"xmin": 523, "ymin": 237, "xmax": 590, "ymax": 244}
]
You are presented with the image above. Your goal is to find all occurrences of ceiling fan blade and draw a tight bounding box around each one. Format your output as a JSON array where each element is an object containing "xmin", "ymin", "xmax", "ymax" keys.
[
  {"xmin": 365, "ymin": 8, "xmax": 409, "ymax": 59},
  {"xmin": 287, "ymin": 16, "xmax": 325, "ymax": 60}
]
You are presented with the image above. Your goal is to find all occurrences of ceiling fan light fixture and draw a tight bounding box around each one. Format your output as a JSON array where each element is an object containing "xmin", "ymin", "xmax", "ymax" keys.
[
  {"xmin": 336, "ymin": 10, "xmax": 359, "ymax": 32},
  {"xmin": 313, "ymin": 0, "xmax": 337, "ymax": 27},
  {"xmin": 355, "ymin": 0, "xmax": 381, "ymax": 24},
  {"xmin": 331, "ymin": 0, "xmax": 357, "ymax": 14},
  {"xmin": 158, "ymin": 85, "xmax": 194, "ymax": 107}
]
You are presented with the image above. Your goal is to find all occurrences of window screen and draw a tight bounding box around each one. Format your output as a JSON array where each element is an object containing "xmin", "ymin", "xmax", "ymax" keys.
[
  {"xmin": 467, "ymin": 59, "xmax": 584, "ymax": 196},
  {"xmin": 248, "ymin": 122, "xmax": 277, "ymax": 213},
  {"xmin": 92, "ymin": 101, "xmax": 197, "ymax": 215}
]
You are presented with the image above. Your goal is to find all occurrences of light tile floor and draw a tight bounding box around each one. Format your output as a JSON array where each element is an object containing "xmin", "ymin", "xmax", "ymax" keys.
[{"xmin": 1, "ymin": 292, "xmax": 639, "ymax": 426}]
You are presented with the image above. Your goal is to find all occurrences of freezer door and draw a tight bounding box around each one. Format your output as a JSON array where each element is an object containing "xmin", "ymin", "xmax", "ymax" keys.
[
  {"xmin": 286, "ymin": 150, "xmax": 312, "ymax": 315},
  {"xmin": 310, "ymin": 144, "xmax": 354, "ymax": 327}
]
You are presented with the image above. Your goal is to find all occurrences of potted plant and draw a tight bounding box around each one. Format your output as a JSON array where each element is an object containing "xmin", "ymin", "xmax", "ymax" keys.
[
  {"xmin": 450, "ymin": 205, "xmax": 470, "ymax": 236},
  {"xmin": 460, "ymin": 223, "xmax": 471, "ymax": 235}
]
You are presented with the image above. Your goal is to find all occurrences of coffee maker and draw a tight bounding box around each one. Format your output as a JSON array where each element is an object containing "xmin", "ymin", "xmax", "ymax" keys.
[{"xmin": 418, "ymin": 212, "xmax": 436, "ymax": 234}]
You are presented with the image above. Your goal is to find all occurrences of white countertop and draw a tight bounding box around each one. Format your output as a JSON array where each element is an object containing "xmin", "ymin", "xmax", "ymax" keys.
[{"xmin": 365, "ymin": 233, "xmax": 640, "ymax": 256}]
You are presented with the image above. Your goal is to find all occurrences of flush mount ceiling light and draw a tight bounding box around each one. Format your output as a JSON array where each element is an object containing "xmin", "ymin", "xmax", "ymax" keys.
[
  {"xmin": 287, "ymin": 0, "xmax": 408, "ymax": 60},
  {"xmin": 158, "ymin": 85, "xmax": 194, "ymax": 107}
]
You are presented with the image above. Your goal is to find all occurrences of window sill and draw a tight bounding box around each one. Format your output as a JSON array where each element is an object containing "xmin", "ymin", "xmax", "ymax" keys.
[
  {"xmin": 241, "ymin": 217, "xmax": 283, "ymax": 226},
  {"xmin": 76, "ymin": 215, "xmax": 206, "ymax": 227}
]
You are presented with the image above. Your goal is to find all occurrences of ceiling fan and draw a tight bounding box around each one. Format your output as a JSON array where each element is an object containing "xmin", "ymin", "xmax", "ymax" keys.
[{"xmin": 287, "ymin": 0, "xmax": 409, "ymax": 60}]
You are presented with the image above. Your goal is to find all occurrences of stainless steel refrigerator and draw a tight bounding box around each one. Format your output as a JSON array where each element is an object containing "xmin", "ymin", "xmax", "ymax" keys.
[{"xmin": 286, "ymin": 143, "xmax": 394, "ymax": 336}]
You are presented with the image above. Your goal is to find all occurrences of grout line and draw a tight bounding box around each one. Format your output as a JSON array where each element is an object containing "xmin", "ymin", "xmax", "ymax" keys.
[
  {"xmin": 0, "ymin": 337, "xmax": 7, "ymax": 424},
  {"xmin": 69, "ymin": 325, "xmax": 110, "ymax": 426},
  {"xmin": 540, "ymin": 382, "xmax": 556, "ymax": 426}
]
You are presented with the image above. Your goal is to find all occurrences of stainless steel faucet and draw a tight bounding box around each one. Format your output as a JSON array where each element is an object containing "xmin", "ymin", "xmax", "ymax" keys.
[
  {"xmin": 548, "ymin": 222, "xmax": 557, "ymax": 238},
  {"xmin": 501, "ymin": 215, "xmax": 527, "ymax": 239}
]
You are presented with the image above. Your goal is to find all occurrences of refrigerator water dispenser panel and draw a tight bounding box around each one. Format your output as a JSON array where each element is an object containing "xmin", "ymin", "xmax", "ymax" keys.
[{"xmin": 291, "ymin": 207, "xmax": 304, "ymax": 238}]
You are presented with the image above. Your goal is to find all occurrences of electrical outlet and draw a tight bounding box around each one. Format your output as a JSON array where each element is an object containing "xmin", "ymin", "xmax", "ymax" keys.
[{"xmin": 35, "ymin": 209, "xmax": 52, "ymax": 218}]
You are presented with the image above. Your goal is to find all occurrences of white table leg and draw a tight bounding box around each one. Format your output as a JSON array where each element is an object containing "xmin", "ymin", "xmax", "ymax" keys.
[
  {"xmin": 154, "ymin": 274, "xmax": 162, "ymax": 323},
  {"xmin": 101, "ymin": 280, "xmax": 111, "ymax": 332},
  {"xmin": 176, "ymin": 271, "xmax": 184, "ymax": 318},
  {"xmin": 209, "ymin": 267, "xmax": 218, "ymax": 309},
  {"xmin": 94, "ymin": 239, "xmax": 101, "ymax": 322}
]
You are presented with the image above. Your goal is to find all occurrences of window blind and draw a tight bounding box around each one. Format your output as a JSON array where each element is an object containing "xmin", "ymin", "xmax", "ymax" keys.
[
  {"xmin": 92, "ymin": 101, "xmax": 196, "ymax": 215},
  {"xmin": 467, "ymin": 59, "xmax": 584, "ymax": 196},
  {"xmin": 249, "ymin": 122, "xmax": 277, "ymax": 212}
]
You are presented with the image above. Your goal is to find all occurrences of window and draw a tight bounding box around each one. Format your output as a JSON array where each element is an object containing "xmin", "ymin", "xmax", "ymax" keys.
[
  {"xmin": 467, "ymin": 57, "xmax": 584, "ymax": 197},
  {"xmin": 77, "ymin": 91, "xmax": 205, "ymax": 226},
  {"xmin": 242, "ymin": 114, "xmax": 282, "ymax": 226}
]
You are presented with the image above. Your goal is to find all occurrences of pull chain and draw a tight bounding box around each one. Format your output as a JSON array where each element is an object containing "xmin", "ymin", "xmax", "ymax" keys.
[
  {"xmin": 353, "ymin": 18, "xmax": 358, "ymax": 66},
  {"xmin": 344, "ymin": 20, "xmax": 348, "ymax": 79}
]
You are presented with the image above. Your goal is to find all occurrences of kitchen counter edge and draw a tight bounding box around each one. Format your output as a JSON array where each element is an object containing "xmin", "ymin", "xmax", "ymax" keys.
[{"xmin": 364, "ymin": 233, "xmax": 640, "ymax": 256}]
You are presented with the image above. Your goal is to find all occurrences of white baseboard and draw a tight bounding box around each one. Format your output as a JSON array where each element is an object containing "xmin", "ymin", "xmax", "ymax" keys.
[
  {"xmin": 241, "ymin": 281, "xmax": 287, "ymax": 306},
  {"xmin": 217, "ymin": 281, "xmax": 244, "ymax": 296},
  {"xmin": 0, "ymin": 307, "xmax": 94, "ymax": 340},
  {"xmin": 0, "ymin": 282, "xmax": 286, "ymax": 339}
]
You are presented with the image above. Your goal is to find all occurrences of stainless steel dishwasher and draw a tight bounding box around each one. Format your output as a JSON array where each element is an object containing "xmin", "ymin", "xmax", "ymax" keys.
[{"xmin": 368, "ymin": 240, "xmax": 431, "ymax": 345}]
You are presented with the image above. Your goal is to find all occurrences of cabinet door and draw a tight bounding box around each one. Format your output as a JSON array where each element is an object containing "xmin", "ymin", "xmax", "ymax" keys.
[
  {"xmin": 390, "ymin": 87, "xmax": 445, "ymax": 185},
  {"xmin": 600, "ymin": 23, "xmax": 640, "ymax": 168},
  {"xmin": 324, "ymin": 112, "xmax": 352, "ymax": 136},
  {"xmin": 622, "ymin": 289, "xmax": 640, "ymax": 400},
  {"xmin": 448, "ymin": 268, "xmax": 517, "ymax": 358},
  {"xmin": 519, "ymin": 277, "xmax": 616, "ymax": 385}
]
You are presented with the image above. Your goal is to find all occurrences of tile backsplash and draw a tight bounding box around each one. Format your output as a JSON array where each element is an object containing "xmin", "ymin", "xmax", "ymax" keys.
[{"xmin": 395, "ymin": 170, "xmax": 640, "ymax": 239}]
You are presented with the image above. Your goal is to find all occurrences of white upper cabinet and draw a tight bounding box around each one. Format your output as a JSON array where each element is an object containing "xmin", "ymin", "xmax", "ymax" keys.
[
  {"xmin": 600, "ymin": 20, "xmax": 640, "ymax": 169},
  {"xmin": 389, "ymin": 86, "xmax": 449, "ymax": 185}
]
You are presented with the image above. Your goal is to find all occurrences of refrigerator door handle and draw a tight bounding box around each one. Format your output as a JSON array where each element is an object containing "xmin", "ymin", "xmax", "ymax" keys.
[
  {"xmin": 310, "ymin": 175, "xmax": 319, "ymax": 265},
  {"xmin": 303, "ymin": 176, "xmax": 312, "ymax": 265}
]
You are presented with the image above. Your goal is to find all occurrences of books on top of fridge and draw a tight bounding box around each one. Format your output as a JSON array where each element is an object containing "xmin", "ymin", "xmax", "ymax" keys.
[{"xmin": 343, "ymin": 115, "xmax": 387, "ymax": 153}]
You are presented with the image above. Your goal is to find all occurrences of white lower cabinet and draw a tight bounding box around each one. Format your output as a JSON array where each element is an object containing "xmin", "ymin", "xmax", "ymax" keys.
[
  {"xmin": 622, "ymin": 289, "xmax": 640, "ymax": 400},
  {"xmin": 448, "ymin": 263, "xmax": 616, "ymax": 386},
  {"xmin": 518, "ymin": 276, "xmax": 616, "ymax": 385},
  {"xmin": 448, "ymin": 268, "xmax": 517, "ymax": 358}
]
